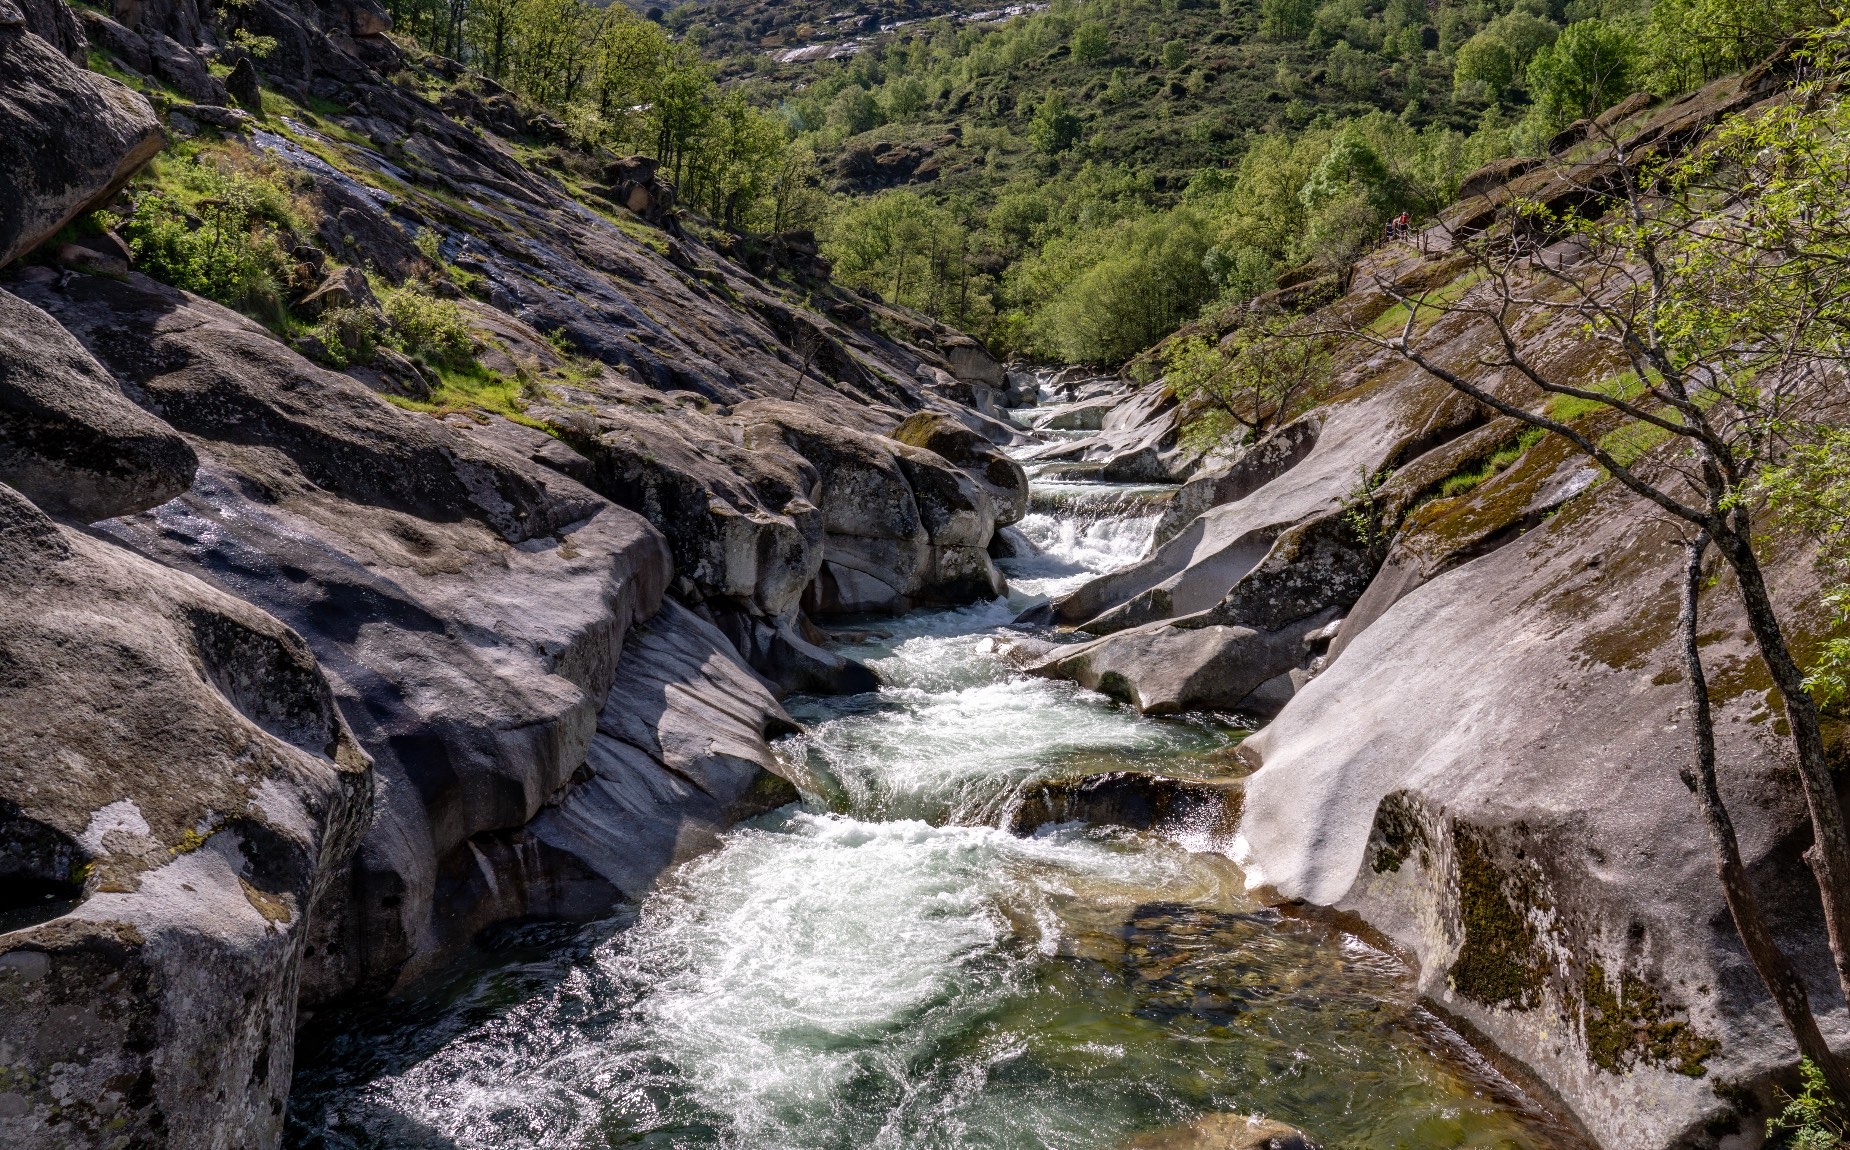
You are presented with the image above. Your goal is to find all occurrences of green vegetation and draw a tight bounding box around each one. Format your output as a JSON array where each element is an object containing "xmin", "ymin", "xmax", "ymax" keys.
[
  {"xmin": 1770, "ymin": 1059, "xmax": 1850, "ymax": 1149},
  {"xmin": 1436, "ymin": 426, "xmax": 1545, "ymax": 498},
  {"xmin": 342, "ymin": 0, "xmax": 1833, "ymax": 369},
  {"xmin": 1580, "ymin": 961, "xmax": 1719, "ymax": 1078},
  {"xmin": 1166, "ymin": 314, "xmax": 1333, "ymax": 447},
  {"xmin": 624, "ymin": 0, "xmax": 1826, "ymax": 365},
  {"xmin": 1447, "ymin": 824, "xmax": 1545, "ymax": 1011},
  {"xmin": 107, "ymin": 146, "xmax": 306, "ymax": 321}
]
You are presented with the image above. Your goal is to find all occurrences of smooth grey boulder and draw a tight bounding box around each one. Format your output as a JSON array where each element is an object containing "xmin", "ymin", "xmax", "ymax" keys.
[
  {"xmin": 1028, "ymin": 607, "xmax": 1335, "ymax": 715},
  {"xmin": 0, "ymin": 17, "xmax": 162, "ymax": 269},
  {"xmin": 515, "ymin": 600, "xmax": 801, "ymax": 909},
  {"xmin": 1028, "ymin": 395, "xmax": 1117, "ymax": 432},
  {"xmin": 1043, "ymin": 382, "xmax": 1466, "ymax": 633},
  {"xmin": 535, "ymin": 388, "xmax": 825, "ymax": 620},
  {"xmin": 1233, "ymin": 469, "xmax": 1836, "ymax": 1146},
  {"xmin": 0, "ymin": 480, "xmax": 371, "ymax": 1150},
  {"xmin": 14, "ymin": 269, "xmax": 600, "ymax": 543},
  {"xmin": 738, "ymin": 399, "xmax": 1005, "ymax": 616},
  {"xmin": 890, "ymin": 409, "xmax": 1029, "ymax": 527},
  {"xmin": 941, "ymin": 332, "xmax": 1004, "ymax": 387},
  {"xmin": 76, "ymin": 7, "xmax": 152, "ymax": 72},
  {"xmin": 1152, "ymin": 416, "xmax": 1322, "ymax": 546},
  {"xmin": 14, "ymin": 269, "xmax": 675, "ymax": 998},
  {"xmin": 0, "ymin": 288, "xmax": 195, "ymax": 521},
  {"xmin": 15, "ymin": 0, "xmax": 84, "ymax": 60}
]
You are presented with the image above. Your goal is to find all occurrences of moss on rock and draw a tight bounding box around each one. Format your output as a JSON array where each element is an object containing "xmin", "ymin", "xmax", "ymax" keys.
[{"xmin": 1448, "ymin": 823, "xmax": 1548, "ymax": 1011}]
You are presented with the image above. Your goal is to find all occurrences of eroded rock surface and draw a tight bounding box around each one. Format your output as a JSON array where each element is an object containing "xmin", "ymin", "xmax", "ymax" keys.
[
  {"xmin": 0, "ymin": 482, "xmax": 371, "ymax": 1150},
  {"xmin": 0, "ymin": 288, "xmax": 195, "ymax": 521},
  {"xmin": 0, "ymin": 14, "xmax": 163, "ymax": 269}
]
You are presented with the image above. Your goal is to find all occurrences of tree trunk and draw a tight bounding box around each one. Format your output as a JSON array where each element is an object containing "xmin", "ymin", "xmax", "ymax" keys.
[
  {"xmin": 1679, "ymin": 533, "xmax": 1850, "ymax": 1104},
  {"xmin": 1713, "ymin": 512, "xmax": 1850, "ymax": 1011}
]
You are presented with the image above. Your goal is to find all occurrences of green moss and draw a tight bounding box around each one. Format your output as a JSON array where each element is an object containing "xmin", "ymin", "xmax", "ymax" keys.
[
  {"xmin": 1448, "ymin": 823, "xmax": 1547, "ymax": 1011},
  {"xmin": 1582, "ymin": 962, "xmax": 1720, "ymax": 1077},
  {"xmin": 1366, "ymin": 268, "xmax": 1487, "ymax": 337},
  {"xmin": 1436, "ymin": 426, "xmax": 1547, "ymax": 500},
  {"xmin": 385, "ymin": 362, "xmax": 533, "ymax": 420},
  {"xmin": 1547, "ymin": 371, "xmax": 1650, "ymax": 423},
  {"xmin": 1369, "ymin": 792, "xmax": 1431, "ymax": 874}
]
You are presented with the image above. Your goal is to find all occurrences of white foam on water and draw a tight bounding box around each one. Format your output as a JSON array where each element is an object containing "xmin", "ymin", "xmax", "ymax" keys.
[{"xmin": 289, "ymin": 474, "xmax": 1568, "ymax": 1150}]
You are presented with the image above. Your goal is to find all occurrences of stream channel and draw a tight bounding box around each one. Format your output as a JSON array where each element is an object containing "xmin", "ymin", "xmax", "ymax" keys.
[{"xmin": 288, "ymin": 463, "xmax": 1576, "ymax": 1150}]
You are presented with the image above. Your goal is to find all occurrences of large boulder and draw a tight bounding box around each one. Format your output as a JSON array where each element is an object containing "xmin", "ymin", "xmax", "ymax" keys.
[
  {"xmin": 0, "ymin": 12, "xmax": 163, "ymax": 269},
  {"xmin": 512, "ymin": 600, "xmax": 801, "ymax": 909},
  {"xmin": 940, "ymin": 333, "xmax": 1004, "ymax": 387},
  {"xmin": 1233, "ymin": 471, "xmax": 1832, "ymax": 1145},
  {"xmin": 1028, "ymin": 608, "xmax": 1334, "ymax": 715},
  {"xmin": 13, "ymin": 267, "xmax": 675, "ymax": 997},
  {"xmin": 0, "ymin": 288, "xmax": 195, "ymax": 521},
  {"xmin": 890, "ymin": 409, "xmax": 1029, "ymax": 527},
  {"xmin": 737, "ymin": 399, "xmax": 1005, "ymax": 616},
  {"xmin": 0, "ymin": 481, "xmax": 372, "ymax": 1150}
]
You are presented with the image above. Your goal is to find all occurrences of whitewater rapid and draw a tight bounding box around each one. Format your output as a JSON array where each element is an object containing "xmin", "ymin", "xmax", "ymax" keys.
[{"xmin": 287, "ymin": 477, "xmax": 1568, "ymax": 1150}]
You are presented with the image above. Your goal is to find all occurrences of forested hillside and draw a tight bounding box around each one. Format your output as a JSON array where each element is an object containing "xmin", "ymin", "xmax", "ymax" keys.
[{"xmin": 356, "ymin": 0, "xmax": 1826, "ymax": 364}]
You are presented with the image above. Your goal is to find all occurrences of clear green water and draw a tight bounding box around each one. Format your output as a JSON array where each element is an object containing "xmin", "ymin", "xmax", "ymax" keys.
[{"xmin": 287, "ymin": 486, "xmax": 1575, "ymax": 1150}]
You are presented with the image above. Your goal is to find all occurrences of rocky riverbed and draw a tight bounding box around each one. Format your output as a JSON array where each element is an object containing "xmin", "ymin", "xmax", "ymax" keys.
[
  {"xmin": 283, "ymin": 469, "xmax": 1574, "ymax": 1150},
  {"xmin": 0, "ymin": 3, "xmax": 1839, "ymax": 1145}
]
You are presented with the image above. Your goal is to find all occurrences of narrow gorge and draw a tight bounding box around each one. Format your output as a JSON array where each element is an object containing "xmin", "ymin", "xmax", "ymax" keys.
[{"xmin": 1, "ymin": 0, "xmax": 1846, "ymax": 1148}]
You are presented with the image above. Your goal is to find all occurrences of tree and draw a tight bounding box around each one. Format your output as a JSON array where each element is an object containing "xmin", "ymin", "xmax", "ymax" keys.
[
  {"xmin": 1071, "ymin": 20, "xmax": 1110, "ymax": 64},
  {"xmin": 1354, "ymin": 27, "xmax": 1850, "ymax": 1101},
  {"xmin": 1161, "ymin": 38, "xmax": 1188, "ymax": 69},
  {"xmin": 1167, "ymin": 314, "xmax": 1331, "ymax": 447},
  {"xmin": 1525, "ymin": 18, "xmax": 1638, "ymax": 132},
  {"xmin": 1453, "ymin": 31, "xmax": 1517, "ymax": 101},
  {"xmin": 1259, "ymin": 0, "xmax": 1316, "ymax": 42},
  {"xmin": 827, "ymin": 84, "xmax": 881, "ymax": 136},
  {"xmin": 1028, "ymin": 208, "xmax": 1215, "ymax": 363},
  {"xmin": 1028, "ymin": 91, "xmax": 1082, "ymax": 155},
  {"xmin": 1643, "ymin": 0, "xmax": 1830, "ymax": 94}
]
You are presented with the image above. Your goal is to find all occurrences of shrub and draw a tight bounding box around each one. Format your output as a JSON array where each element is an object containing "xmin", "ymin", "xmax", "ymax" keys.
[
  {"xmin": 311, "ymin": 307, "xmax": 383, "ymax": 370},
  {"xmin": 1028, "ymin": 92, "xmax": 1082, "ymax": 154},
  {"xmin": 382, "ymin": 284, "xmax": 475, "ymax": 366},
  {"xmin": 116, "ymin": 149, "xmax": 303, "ymax": 319}
]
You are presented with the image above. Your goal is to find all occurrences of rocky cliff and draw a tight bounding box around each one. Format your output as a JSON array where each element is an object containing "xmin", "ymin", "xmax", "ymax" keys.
[
  {"xmin": 0, "ymin": 1, "xmax": 1026, "ymax": 1144},
  {"xmin": 1014, "ymin": 71, "xmax": 1845, "ymax": 1150}
]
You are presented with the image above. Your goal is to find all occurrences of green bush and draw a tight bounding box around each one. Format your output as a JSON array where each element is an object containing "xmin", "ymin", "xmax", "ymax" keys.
[
  {"xmin": 1767, "ymin": 1059, "xmax": 1850, "ymax": 1149},
  {"xmin": 382, "ymin": 284, "xmax": 476, "ymax": 366},
  {"xmin": 116, "ymin": 150, "xmax": 302, "ymax": 319},
  {"xmin": 1071, "ymin": 20, "xmax": 1110, "ymax": 64},
  {"xmin": 311, "ymin": 307, "xmax": 383, "ymax": 370},
  {"xmin": 1028, "ymin": 92, "xmax": 1082, "ymax": 155}
]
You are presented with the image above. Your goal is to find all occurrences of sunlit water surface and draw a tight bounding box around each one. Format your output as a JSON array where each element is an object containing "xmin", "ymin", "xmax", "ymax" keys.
[{"xmin": 287, "ymin": 477, "xmax": 1571, "ymax": 1150}]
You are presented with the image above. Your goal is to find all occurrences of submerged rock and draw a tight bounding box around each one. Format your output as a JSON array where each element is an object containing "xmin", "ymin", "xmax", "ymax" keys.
[
  {"xmin": 1008, "ymin": 771, "xmax": 1241, "ymax": 839},
  {"xmin": 1124, "ymin": 1114, "xmax": 1321, "ymax": 1150}
]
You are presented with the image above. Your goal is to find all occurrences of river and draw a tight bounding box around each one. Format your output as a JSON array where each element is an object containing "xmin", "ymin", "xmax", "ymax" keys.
[{"xmin": 287, "ymin": 471, "xmax": 1574, "ymax": 1150}]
